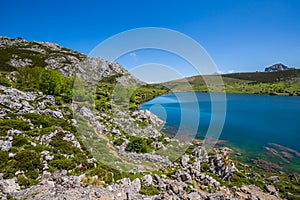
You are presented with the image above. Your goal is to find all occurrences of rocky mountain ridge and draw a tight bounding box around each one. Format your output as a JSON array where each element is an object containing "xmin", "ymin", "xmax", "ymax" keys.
[{"xmin": 0, "ymin": 36, "xmax": 141, "ymax": 85}]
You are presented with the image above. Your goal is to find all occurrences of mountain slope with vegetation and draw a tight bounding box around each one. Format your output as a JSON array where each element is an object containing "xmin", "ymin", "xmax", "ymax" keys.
[
  {"xmin": 164, "ymin": 68, "xmax": 300, "ymax": 96},
  {"xmin": 0, "ymin": 37, "xmax": 299, "ymax": 200}
]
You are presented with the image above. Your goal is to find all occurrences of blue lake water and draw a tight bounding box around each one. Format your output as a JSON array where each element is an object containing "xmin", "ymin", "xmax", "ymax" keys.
[{"xmin": 140, "ymin": 92, "xmax": 300, "ymax": 172}]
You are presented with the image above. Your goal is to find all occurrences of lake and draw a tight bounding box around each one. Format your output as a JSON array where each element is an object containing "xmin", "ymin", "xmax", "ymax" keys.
[{"xmin": 140, "ymin": 92, "xmax": 300, "ymax": 172}]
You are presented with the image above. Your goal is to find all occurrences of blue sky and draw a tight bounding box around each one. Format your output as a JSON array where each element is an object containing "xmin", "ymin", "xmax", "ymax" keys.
[{"xmin": 1, "ymin": 0, "xmax": 300, "ymax": 80}]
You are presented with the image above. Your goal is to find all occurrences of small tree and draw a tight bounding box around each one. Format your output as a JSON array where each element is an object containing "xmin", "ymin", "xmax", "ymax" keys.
[
  {"xmin": 126, "ymin": 137, "xmax": 149, "ymax": 153},
  {"xmin": 16, "ymin": 66, "xmax": 42, "ymax": 90},
  {"xmin": 39, "ymin": 68, "xmax": 63, "ymax": 95}
]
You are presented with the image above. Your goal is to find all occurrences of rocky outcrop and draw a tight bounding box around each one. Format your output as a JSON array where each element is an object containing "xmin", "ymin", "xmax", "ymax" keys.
[
  {"xmin": 5, "ymin": 171, "xmax": 153, "ymax": 200},
  {"xmin": 0, "ymin": 85, "xmax": 62, "ymax": 119},
  {"xmin": 0, "ymin": 36, "xmax": 85, "ymax": 76}
]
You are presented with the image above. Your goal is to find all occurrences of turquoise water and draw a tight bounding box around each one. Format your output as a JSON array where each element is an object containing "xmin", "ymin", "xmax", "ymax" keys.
[{"xmin": 140, "ymin": 93, "xmax": 300, "ymax": 172}]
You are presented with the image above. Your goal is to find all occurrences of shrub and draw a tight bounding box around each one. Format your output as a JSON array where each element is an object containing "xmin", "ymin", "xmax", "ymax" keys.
[
  {"xmin": 0, "ymin": 129, "xmax": 7, "ymax": 136},
  {"xmin": 17, "ymin": 175, "xmax": 30, "ymax": 187},
  {"xmin": 48, "ymin": 159, "xmax": 76, "ymax": 170},
  {"xmin": 113, "ymin": 138, "xmax": 124, "ymax": 146},
  {"xmin": 12, "ymin": 135, "xmax": 28, "ymax": 147},
  {"xmin": 39, "ymin": 68, "xmax": 63, "ymax": 95},
  {"xmin": 16, "ymin": 66, "xmax": 42, "ymax": 90},
  {"xmin": 140, "ymin": 185, "xmax": 159, "ymax": 196},
  {"xmin": 0, "ymin": 151, "xmax": 9, "ymax": 165},
  {"xmin": 200, "ymin": 163, "xmax": 210, "ymax": 171},
  {"xmin": 0, "ymin": 120, "xmax": 30, "ymax": 131},
  {"xmin": 14, "ymin": 150, "xmax": 42, "ymax": 172},
  {"xmin": 22, "ymin": 113, "xmax": 55, "ymax": 128},
  {"xmin": 126, "ymin": 137, "xmax": 150, "ymax": 153},
  {"xmin": 49, "ymin": 132, "xmax": 81, "ymax": 155},
  {"xmin": 0, "ymin": 76, "xmax": 11, "ymax": 87}
]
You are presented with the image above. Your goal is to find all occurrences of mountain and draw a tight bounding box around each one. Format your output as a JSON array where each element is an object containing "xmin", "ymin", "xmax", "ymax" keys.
[
  {"xmin": 265, "ymin": 63, "xmax": 290, "ymax": 72},
  {"xmin": 0, "ymin": 37, "xmax": 298, "ymax": 199},
  {"xmin": 0, "ymin": 36, "xmax": 142, "ymax": 86}
]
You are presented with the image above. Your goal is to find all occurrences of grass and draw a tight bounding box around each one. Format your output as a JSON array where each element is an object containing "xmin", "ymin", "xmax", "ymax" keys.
[{"xmin": 163, "ymin": 69, "xmax": 300, "ymax": 96}]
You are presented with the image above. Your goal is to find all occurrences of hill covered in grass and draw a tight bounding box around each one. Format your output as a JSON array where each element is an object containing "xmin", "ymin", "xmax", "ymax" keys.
[{"xmin": 164, "ymin": 68, "xmax": 300, "ymax": 96}]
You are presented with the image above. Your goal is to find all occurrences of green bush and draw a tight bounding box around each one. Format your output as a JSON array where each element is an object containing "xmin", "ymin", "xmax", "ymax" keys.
[
  {"xmin": 17, "ymin": 175, "xmax": 30, "ymax": 187},
  {"xmin": 14, "ymin": 150, "xmax": 42, "ymax": 172},
  {"xmin": 113, "ymin": 138, "xmax": 124, "ymax": 146},
  {"xmin": 48, "ymin": 158, "xmax": 76, "ymax": 170},
  {"xmin": 126, "ymin": 137, "xmax": 150, "ymax": 153},
  {"xmin": 39, "ymin": 68, "xmax": 63, "ymax": 95},
  {"xmin": 200, "ymin": 163, "xmax": 210, "ymax": 171},
  {"xmin": 12, "ymin": 135, "xmax": 28, "ymax": 147},
  {"xmin": 15, "ymin": 66, "xmax": 73, "ymax": 101},
  {"xmin": 0, "ymin": 76, "xmax": 11, "ymax": 87},
  {"xmin": 22, "ymin": 113, "xmax": 55, "ymax": 128},
  {"xmin": 140, "ymin": 185, "xmax": 159, "ymax": 196},
  {"xmin": 49, "ymin": 132, "xmax": 81, "ymax": 155},
  {"xmin": 0, "ymin": 120, "xmax": 30, "ymax": 131},
  {"xmin": 16, "ymin": 66, "xmax": 42, "ymax": 90},
  {"xmin": 0, "ymin": 129, "xmax": 7, "ymax": 136},
  {"xmin": 0, "ymin": 151, "xmax": 9, "ymax": 165}
]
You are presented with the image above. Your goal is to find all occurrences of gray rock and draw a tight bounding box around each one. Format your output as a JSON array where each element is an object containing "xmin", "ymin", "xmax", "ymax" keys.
[
  {"xmin": 62, "ymin": 133, "xmax": 81, "ymax": 149},
  {"xmin": 79, "ymin": 106, "xmax": 94, "ymax": 119},
  {"xmin": 151, "ymin": 141, "xmax": 165, "ymax": 149},
  {"xmin": 188, "ymin": 191, "xmax": 206, "ymax": 200},
  {"xmin": 0, "ymin": 177, "xmax": 20, "ymax": 193},
  {"xmin": 0, "ymin": 140, "xmax": 12, "ymax": 151},
  {"xmin": 7, "ymin": 129, "xmax": 22, "ymax": 136},
  {"xmin": 265, "ymin": 184, "xmax": 277, "ymax": 194},
  {"xmin": 207, "ymin": 192, "xmax": 226, "ymax": 200},
  {"xmin": 181, "ymin": 154, "xmax": 190, "ymax": 167},
  {"xmin": 267, "ymin": 176, "xmax": 280, "ymax": 183},
  {"xmin": 142, "ymin": 175, "xmax": 153, "ymax": 186},
  {"xmin": 131, "ymin": 178, "xmax": 141, "ymax": 193}
]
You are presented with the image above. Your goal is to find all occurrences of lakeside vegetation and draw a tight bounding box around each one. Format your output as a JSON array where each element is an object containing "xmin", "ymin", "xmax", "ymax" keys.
[{"xmin": 164, "ymin": 69, "xmax": 300, "ymax": 96}]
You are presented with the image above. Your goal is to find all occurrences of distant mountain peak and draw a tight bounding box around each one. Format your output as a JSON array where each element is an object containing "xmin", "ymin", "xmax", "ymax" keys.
[{"xmin": 265, "ymin": 63, "xmax": 289, "ymax": 72}]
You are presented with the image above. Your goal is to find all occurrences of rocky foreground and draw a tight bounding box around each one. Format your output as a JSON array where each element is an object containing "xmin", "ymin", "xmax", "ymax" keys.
[{"xmin": 0, "ymin": 148, "xmax": 282, "ymax": 200}]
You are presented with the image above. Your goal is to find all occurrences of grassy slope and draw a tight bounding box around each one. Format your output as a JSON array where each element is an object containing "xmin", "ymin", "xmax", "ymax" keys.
[{"xmin": 163, "ymin": 69, "xmax": 300, "ymax": 96}]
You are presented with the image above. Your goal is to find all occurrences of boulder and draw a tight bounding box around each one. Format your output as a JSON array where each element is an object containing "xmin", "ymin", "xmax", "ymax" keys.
[
  {"xmin": 142, "ymin": 175, "xmax": 153, "ymax": 186},
  {"xmin": 266, "ymin": 176, "xmax": 280, "ymax": 183},
  {"xmin": 181, "ymin": 154, "xmax": 190, "ymax": 167}
]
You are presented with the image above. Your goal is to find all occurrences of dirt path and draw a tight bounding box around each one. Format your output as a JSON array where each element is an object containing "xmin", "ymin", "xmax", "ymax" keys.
[{"xmin": 92, "ymin": 127, "xmax": 153, "ymax": 171}]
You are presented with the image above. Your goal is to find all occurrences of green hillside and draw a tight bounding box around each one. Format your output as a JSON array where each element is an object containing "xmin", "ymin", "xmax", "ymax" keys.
[{"xmin": 164, "ymin": 69, "xmax": 300, "ymax": 96}]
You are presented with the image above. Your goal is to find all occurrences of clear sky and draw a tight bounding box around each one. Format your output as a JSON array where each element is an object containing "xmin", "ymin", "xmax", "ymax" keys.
[{"xmin": 1, "ymin": 0, "xmax": 300, "ymax": 80}]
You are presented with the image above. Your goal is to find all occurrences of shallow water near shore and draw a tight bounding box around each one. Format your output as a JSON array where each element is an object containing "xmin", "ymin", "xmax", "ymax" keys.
[{"xmin": 140, "ymin": 92, "xmax": 300, "ymax": 172}]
